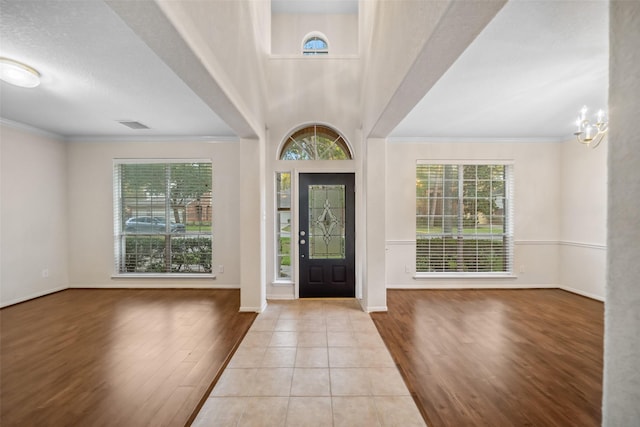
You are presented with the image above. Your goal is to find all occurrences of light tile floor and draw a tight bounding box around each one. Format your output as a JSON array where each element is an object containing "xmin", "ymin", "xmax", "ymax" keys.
[{"xmin": 192, "ymin": 299, "xmax": 426, "ymax": 427}]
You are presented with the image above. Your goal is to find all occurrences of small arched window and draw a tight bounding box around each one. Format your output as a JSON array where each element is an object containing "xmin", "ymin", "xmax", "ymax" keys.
[
  {"xmin": 280, "ymin": 125, "xmax": 352, "ymax": 160},
  {"xmin": 302, "ymin": 33, "xmax": 328, "ymax": 55}
]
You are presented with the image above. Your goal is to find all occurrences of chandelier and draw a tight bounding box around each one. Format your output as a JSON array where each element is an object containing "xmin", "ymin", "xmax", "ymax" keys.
[{"xmin": 574, "ymin": 106, "xmax": 608, "ymax": 148}]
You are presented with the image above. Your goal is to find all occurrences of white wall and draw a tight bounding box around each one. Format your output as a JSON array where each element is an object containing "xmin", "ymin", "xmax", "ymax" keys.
[
  {"xmin": 264, "ymin": 16, "xmax": 362, "ymax": 301},
  {"xmin": 266, "ymin": 57, "xmax": 361, "ymax": 141},
  {"xmin": 271, "ymin": 14, "xmax": 358, "ymax": 55},
  {"xmin": 0, "ymin": 125, "xmax": 69, "ymax": 307},
  {"xmin": 560, "ymin": 136, "xmax": 608, "ymax": 300},
  {"xmin": 385, "ymin": 140, "xmax": 562, "ymax": 289},
  {"xmin": 157, "ymin": 0, "xmax": 269, "ymax": 135},
  {"xmin": 66, "ymin": 140, "xmax": 241, "ymax": 289},
  {"xmin": 360, "ymin": 1, "xmax": 450, "ymax": 134}
]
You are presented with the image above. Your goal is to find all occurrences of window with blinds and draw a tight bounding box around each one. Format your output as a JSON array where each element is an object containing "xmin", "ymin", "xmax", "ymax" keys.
[
  {"xmin": 113, "ymin": 160, "xmax": 213, "ymax": 275},
  {"xmin": 416, "ymin": 162, "xmax": 513, "ymax": 275}
]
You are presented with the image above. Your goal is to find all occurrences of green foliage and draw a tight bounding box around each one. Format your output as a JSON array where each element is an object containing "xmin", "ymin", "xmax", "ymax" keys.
[
  {"xmin": 280, "ymin": 126, "xmax": 351, "ymax": 160},
  {"xmin": 124, "ymin": 236, "xmax": 212, "ymax": 273},
  {"xmin": 416, "ymin": 238, "xmax": 506, "ymax": 273},
  {"xmin": 279, "ymin": 237, "xmax": 291, "ymax": 266},
  {"xmin": 120, "ymin": 162, "xmax": 212, "ymax": 224}
]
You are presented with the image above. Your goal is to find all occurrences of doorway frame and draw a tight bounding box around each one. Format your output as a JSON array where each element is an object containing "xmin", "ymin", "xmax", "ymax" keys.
[
  {"xmin": 297, "ymin": 172, "xmax": 356, "ymax": 298},
  {"xmin": 283, "ymin": 166, "xmax": 361, "ymax": 300}
]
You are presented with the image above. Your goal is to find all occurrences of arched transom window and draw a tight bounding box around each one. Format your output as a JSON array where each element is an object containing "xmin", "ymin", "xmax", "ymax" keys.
[
  {"xmin": 302, "ymin": 33, "xmax": 328, "ymax": 55},
  {"xmin": 280, "ymin": 125, "xmax": 352, "ymax": 160}
]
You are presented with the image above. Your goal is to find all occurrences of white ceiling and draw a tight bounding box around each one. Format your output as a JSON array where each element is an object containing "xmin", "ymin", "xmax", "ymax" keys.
[
  {"xmin": 390, "ymin": 0, "xmax": 609, "ymax": 141},
  {"xmin": 272, "ymin": 0, "xmax": 358, "ymax": 15},
  {"xmin": 0, "ymin": 0, "xmax": 235, "ymax": 140},
  {"xmin": 0, "ymin": 0, "xmax": 609, "ymax": 142}
]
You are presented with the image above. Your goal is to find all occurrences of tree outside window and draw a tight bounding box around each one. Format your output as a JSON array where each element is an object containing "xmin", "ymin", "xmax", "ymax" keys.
[
  {"xmin": 416, "ymin": 163, "xmax": 512, "ymax": 274},
  {"xmin": 115, "ymin": 161, "xmax": 213, "ymax": 274}
]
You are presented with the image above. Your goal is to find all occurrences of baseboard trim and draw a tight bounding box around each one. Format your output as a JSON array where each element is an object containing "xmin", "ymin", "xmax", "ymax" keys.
[
  {"xmin": 0, "ymin": 286, "xmax": 67, "ymax": 308},
  {"xmin": 387, "ymin": 284, "xmax": 557, "ymax": 290},
  {"xmin": 559, "ymin": 286, "xmax": 605, "ymax": 302},
  {"xmin": 69, "ymin": 283, "xmax": 240, "ymax": 289},
  {"xmin": 240, "ymin": 300, "xmax": 268, "ymax": 313},
  {"xmin": 365, "ymin": 306, "xmax": 388, "ymax": 313},
  {"xmin": 386, "ymin": 284, "xmax": 605, "ymax": 302},
  {"xmin": 266, "ymin": 294, "xmax": 296, "ymax": 300}
]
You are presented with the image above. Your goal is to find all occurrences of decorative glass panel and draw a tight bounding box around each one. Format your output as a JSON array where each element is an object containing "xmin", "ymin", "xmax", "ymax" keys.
[
  {"xmin": 280, "ymin": 125, "xmax": 352, "ymax": 160},
  {"xmin": 308, "ymin": 185, "xmax": 345, "ymax": 259}
]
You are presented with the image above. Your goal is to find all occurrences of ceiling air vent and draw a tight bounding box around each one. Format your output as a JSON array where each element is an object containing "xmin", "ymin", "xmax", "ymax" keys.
[{"xmin": 118, "ymin": 120, "xmax": 150, "ymax": 130}]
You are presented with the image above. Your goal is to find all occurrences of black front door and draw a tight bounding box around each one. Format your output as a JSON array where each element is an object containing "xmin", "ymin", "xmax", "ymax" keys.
[{"xmin": 299, "ymin": 173, "xmax": 355, "ymax": 298}]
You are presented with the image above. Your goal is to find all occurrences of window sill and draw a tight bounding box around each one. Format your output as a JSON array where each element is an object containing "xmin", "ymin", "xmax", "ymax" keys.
[
  {"xmin": 272, "ymin": 280, "xmax": 294, "ymax": 286},
  {"xmin": 112, "ymin": 273, "xmax": 216, "ymax": 280},
  {"xmin": 413, "ymin": 273, "xmax": 517, "ymax": 279}
]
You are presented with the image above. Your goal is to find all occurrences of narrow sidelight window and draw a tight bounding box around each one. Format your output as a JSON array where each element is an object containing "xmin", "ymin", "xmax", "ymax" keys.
[{"xmin": 276, "ymin": 172, "xmax": 292, "ymax": 279}]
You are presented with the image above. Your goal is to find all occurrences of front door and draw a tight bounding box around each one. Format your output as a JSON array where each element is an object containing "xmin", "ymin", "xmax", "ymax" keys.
[{"xmin": 299, "ymin": 173, "xmax": 355, "ymax": 298}]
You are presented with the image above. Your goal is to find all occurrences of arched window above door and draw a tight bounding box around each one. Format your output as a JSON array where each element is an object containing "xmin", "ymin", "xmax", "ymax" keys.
[
  {"xmin": 279, "ymin": 125, "xmax": 352, "ymax": 160},
  {"xmin": 302, "ymin": 33, "xmax": 329, "ymax": 55}
]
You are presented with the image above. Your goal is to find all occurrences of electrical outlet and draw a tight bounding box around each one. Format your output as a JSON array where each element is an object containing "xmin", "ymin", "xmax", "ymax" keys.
[
  {"xmin": 42, "ymin": 268, "xmax": 49, "ymax": 278},
  {"xmin": 218, "ymin": 265, "xmax": 224, "ymax": 273},
  {"xmin": 519, "ymin": 264, "xmax": 525, "ymax": 274},
  {"xmin": 405, "ymin": 265, "xmax": 411, "ymax": 273}
]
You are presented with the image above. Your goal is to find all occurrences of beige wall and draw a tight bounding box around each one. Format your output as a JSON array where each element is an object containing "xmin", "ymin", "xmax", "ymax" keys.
[
  {"xmin": 0, "ymin": 125, "xmax": 69, "ymax": 307},
  {"xmin": 271, "ymin": 14, "xmax": 358, "ymax": 55},
  {"xmin": 384, "ymin": 140, "xmax": 564, "ymax": 289},
  {"xmin": 560, "ymin": 136, "xmax": 608, "ymax": 300},
  {"xmin": 66, "ymin": 140, "xmax": 241, "ymax": 289},
  {"xmin": 384, "ymin": 138, "xmax": 608, "ymax": 299}
]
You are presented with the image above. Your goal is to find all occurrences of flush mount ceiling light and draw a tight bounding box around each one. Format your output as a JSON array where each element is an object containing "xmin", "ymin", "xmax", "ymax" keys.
[{"xmin": 0, "ymin": 57, "xmax": 41, "ymax": 88}]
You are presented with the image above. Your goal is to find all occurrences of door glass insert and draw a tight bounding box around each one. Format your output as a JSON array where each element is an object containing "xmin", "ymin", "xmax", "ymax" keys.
[{"xmin": 308, "ymin": 184, "xmax": 345, "ymax": 259}]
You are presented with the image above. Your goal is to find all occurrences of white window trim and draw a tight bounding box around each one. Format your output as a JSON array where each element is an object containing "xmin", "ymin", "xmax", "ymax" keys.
[
  {"xmin": 415, "ymin": 160, "xmax": 514, "ymax": 277},
  {"xmin": 302, "ymin": 31, "xmax": 329, "ymax": 55},
  {"xmin": 274, "ymin": 171, "xmax": 294, "ymax": 283},
  {"xmin": 112, "ymin": 158, "xmax": 214, "ymax": 277}
]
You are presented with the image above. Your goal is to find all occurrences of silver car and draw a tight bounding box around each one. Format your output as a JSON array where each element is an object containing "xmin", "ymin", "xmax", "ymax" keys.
[{"xmin": 124, "ymin": 216, "xmax": 186, "ymax": 233}]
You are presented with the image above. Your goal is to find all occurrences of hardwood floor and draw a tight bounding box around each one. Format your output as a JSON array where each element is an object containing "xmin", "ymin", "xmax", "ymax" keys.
[
  {"xmin": 371, "ymin": 289, "xmax": 603, "ymax": 427},
  {"xmin": 0, "ymin": 289, "xmax": 256, "ymax": 427}
]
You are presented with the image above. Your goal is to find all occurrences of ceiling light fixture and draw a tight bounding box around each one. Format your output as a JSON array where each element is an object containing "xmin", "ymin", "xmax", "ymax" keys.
[
  {"xmin": 0, "ymin": 57, "xmax": 41, "ymax": 88},
  {"xmin": 574, "ymin": 105, "xmax": 608, "ymax": 148}
]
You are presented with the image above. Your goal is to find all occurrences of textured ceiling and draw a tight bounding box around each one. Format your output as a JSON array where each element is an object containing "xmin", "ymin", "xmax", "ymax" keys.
[
  {"xmin": 0, "ymin": 0, "xmax": 609, "ymax": 142},
  {"xmin": 390, "ymin": 0, "xmax": 609, "ymax": 141},
  {"xmin": 0, "ymin": 0, "xmax": 235, "ymax": 140}
]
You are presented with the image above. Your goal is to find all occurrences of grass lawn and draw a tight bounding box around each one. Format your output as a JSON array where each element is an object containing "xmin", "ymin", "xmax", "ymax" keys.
[
  {"xmin": 417, "ymin": 225, "xmax": 503, "ymax": 235},
  {"xmin": 186, "ymin": 224, "xmax": 211, "ymax": 232}
]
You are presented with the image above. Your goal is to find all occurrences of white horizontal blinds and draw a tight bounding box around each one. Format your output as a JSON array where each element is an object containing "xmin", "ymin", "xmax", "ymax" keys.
[
  {"xmin": 113, "ymin": 160, "xmax": 213, "ymax": 274},
  {"xmin": 416, "ymin": 162, "xmax": 513, "ymax": 274}
]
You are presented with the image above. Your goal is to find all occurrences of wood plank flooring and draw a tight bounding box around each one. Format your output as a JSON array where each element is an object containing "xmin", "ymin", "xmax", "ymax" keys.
[
  {"xmin": 0, "ymin": 289, "xmax": 256, "ymax": 427},
  {"xmin": 371, "ymin": 289, "xmax": 603, "ymax": 427}
]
